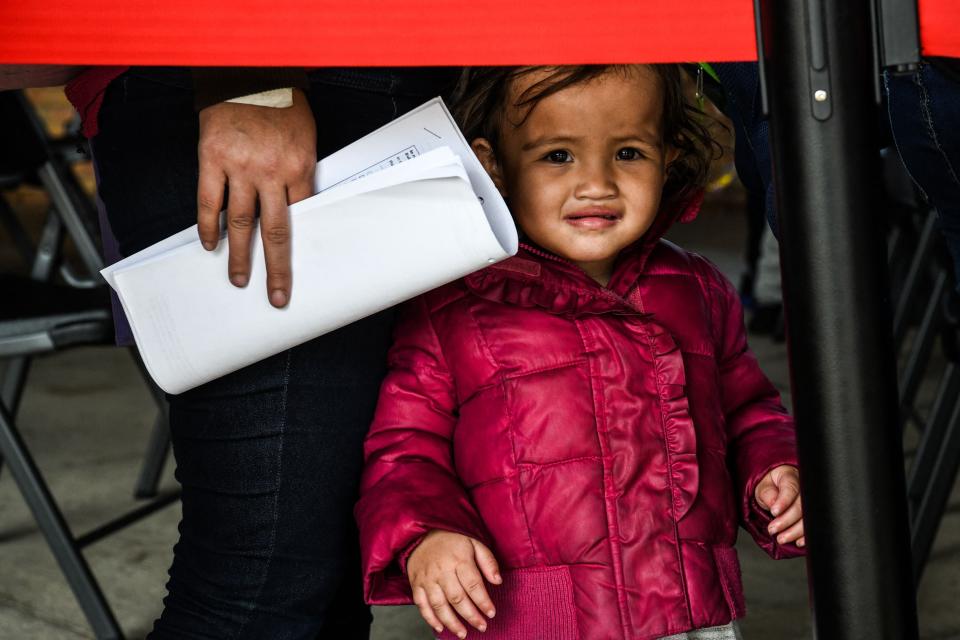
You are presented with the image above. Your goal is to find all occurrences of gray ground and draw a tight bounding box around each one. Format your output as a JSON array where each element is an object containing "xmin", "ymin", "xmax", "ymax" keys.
[{"xmin": 1, "ymin": 203, "xmax": 958, "ymax": 639}]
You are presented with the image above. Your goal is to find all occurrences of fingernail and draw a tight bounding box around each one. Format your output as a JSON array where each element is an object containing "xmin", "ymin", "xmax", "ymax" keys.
[
  {"xmin": 494, "ymin": 573, "xmax": 501, "ymax": 582},
  {"xmin": 479, "ymin": 624, "xmax": 487, "ymax": 632},
  {"xmin": 202, "ymin": 240, "xmax": 215, "ymax": 251},
  {"xmin": 771, "ymin": 506, "xmax": 781, "ymax": 516},
  {"xmin": 230, "ymin": 273, "xmax": 248, "ymax": 287},
  {"xmin": 487, "ymin": 609, "xmax": 496, "ymax": 618},
  {"xmin": 778, "ymin": 534, "xmax": 786, "ymax": 544},
  {"xmin": 435, "ymin": 627, "xmax": 443, "ymax": 634},
  {"xmin": 458, "ymin": 632, "xmax": 467, "ymax": 639},
  {"xmin": 270, "ymin": 289, "xmax": 288, "ymax": 307},
  {"xmin": 768, "ymin": 524, "xmax": 778, "ymax": 534}
]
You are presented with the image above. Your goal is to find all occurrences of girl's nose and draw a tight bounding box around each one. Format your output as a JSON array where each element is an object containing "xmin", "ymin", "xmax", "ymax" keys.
[{"xmin": 574, "ymin": 161, "xmax": 618, "ymax": 200}]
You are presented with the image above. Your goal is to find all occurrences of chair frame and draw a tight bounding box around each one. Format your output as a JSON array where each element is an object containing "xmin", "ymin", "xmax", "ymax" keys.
[{"xmin": 0, "ymin": 90, "xmax": 177, "ymax": 640}]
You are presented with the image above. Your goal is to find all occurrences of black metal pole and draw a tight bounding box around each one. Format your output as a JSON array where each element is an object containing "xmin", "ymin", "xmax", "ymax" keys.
[{"xmin": 758, "ymin": 0, "xmax": 919, "ymax": 637}]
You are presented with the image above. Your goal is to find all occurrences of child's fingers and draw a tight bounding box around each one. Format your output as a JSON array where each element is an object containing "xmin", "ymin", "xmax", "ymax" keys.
[
  {"xmin": 769, "ymin": 495, "xmax": 803, "ymax": 535},
  {"xmin": 427, "ymin": 582, "xmax": 469, "ymax": 639},
  {"xmin": 754, "ymin": 476, "xmax": 779, "ymax": 511},
  {"xmin": 440, "ymin": 573, "xmax": 487, "ymax": 633},
  {"xmin": 769, "ymin": 478, "xmax": 800, "ymax": 517},
  {"xmin": 456, "ymin": 562, "xmax": 496, "ymax": 619},
  {"xmin": 775, "ymin": 519, "xmax": 805, "ymax": 545},
  {"xmin": 412, "ymin": 585, "xmax": 444, "ymax": 635},
  {"xmin": 470, "ymin": 538, "xmax": 503, "ymax": 585}
]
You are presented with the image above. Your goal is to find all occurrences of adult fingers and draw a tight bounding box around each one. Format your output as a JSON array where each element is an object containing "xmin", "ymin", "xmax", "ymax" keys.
[
  {"xmin": 456, "ymin": 562, "xmax": 496, "ymax": 621},
  {"xmin": 440, "ymin": 572, "xmax": 486, "ymax": 633},
  {"xmin": 412, "ymin": 585, "xmax": 444, "ymax": 635},
  {"xmin": 225, "ymin": 180, "xmax": 258, "ymax": 288},
  {"xmin": 258, "ymin": 186, "xmax": 291, "ymax": 308},
  {"xmin": 776, "ymin": 519, "xmax": 805, "ymax": 545},
  {"xmin": 471, "ymin": 538, "xmax": 502, "ymax": 586},
  {"xmin": 427, "ymin": 582, "xmax": 468, "ymax": 639},
  {"xmin": 286, "ymin": 168, "xmax": 315, "ymax": 206},
  {"xmin": 197, "ymin": 163, "xmax": 225, "ymax": 250}
]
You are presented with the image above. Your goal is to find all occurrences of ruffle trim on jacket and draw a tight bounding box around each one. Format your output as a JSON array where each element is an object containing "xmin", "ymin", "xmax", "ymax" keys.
[
  {"xmin": 643, "ymin": 319, "xmax": 700, "ymax": 521},
  {"xmin": 464, "ymin": 260, "xmax": 645, "ymax": 320},
  {"xmin": 463, "ymin": 251, "xmax": 700, "ymax": 524}
]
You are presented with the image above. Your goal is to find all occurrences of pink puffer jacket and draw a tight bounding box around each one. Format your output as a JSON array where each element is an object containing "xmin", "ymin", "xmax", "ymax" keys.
[{"xmin": 356, "ymin": 214, "xmax": 803, "ymax": 640}]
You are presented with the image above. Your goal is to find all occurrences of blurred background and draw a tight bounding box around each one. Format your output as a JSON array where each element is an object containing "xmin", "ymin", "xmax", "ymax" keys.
[{"xmin": 1, "ymin": 87, "xmax": 958, "ymax": 639}]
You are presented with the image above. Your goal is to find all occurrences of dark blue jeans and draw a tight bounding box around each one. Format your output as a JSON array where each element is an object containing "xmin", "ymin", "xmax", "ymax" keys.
[
  {"xmin": 714, "ymin": 60, "xmax": 960, "ymax": 289},
  {"xmin": 92, "ymin": 67, "xmax": 458, "ymax": 639},
  {"xmin": 712, "ymin": 63, "xmax": 778, "ymax": 238},
  {"xmin": 886, "ymin": 60, "xmax": 960, "ymax": 288}
]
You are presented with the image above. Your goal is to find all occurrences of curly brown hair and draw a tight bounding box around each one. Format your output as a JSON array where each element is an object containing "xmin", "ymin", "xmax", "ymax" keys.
[{"xmin": 452, "ymin": 65, "xmax": 721, "ymax": 214}]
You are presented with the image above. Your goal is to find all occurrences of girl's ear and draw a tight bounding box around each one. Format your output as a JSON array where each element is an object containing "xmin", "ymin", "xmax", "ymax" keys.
[
  {"xmin": 471, "ymin": 138, "xmax": 508, "ymax": 197},
  {"xmin": 662, "ymin": 146, "xmax": 681, "ymax": 185}
]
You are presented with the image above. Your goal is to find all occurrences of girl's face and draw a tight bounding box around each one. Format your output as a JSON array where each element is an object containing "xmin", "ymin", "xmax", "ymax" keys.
[{"xmin": 473, "ymin": 66, "xmax": 676, "ymax": 285}]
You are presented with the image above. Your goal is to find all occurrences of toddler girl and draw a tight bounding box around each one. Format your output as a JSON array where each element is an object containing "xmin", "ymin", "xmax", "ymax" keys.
[{"xmin": 355, "ymin": 64, "xmax": 805, "ymax": 640}]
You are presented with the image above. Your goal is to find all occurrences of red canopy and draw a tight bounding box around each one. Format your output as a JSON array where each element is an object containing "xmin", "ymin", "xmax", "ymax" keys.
[{"xmin": 0, "ymin": 0, "xmax": 956, "ymax": 66}]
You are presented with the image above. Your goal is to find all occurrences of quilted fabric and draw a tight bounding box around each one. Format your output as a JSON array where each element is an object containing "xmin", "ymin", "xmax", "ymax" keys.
[{"xmin": 356, "ymin": 199, "xmax": 802, "ymax": 639}]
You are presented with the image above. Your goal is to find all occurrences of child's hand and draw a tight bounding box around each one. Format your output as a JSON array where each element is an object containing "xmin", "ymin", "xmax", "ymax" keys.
[
  {"xmin": 754, "ymin": 464, "xmax": 806, "ymax": 548},
  {"xmin": 406, "ymin": 529, "xmax": 502, "ymax": 638}
]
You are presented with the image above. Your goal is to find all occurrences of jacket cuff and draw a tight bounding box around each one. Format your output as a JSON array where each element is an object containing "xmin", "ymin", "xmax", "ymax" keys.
[
  {"xmin": 741, "ymin": 459, "xmax": 806, "ymax": 560},
  {"xmin": 357, "ymin": 480, "xmax": 492, "ymax": 605},
  {"xmin": 398, "ymin": 533, "xmax": 429, "ymax": 577},
  {"xmin": 191, "ymin": 67, "xmax": 309, "ymax": 110}
]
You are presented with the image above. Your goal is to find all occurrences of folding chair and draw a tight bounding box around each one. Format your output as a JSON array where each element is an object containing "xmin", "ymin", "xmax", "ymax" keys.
[
  {"xmin": 0, "ymin": 89, "xmax": 172, "ymax": 495},
  {"xmin": 892, "ymin": 215, "xmax": 960, "ymax": 581},
  {"xmin": 883, "ymin": 152, "xmax": 960, "ymax": 583},
  {"xmin": 0, "ymin": 90, "xmax": 179, "ymax": 639},
  {"xmin": 0, "ymin": 274, "xmax": 182, "ymax": 639}
]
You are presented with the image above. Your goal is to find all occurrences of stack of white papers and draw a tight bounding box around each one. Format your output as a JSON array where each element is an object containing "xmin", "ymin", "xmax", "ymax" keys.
[{"xmin": 102, "ymin": 98, "xmax": 518, "ymax": 394}]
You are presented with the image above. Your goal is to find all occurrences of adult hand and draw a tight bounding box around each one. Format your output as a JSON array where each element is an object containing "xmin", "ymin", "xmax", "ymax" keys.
[
  {"xmin": 197, "ymin": 88, "xmax": 316, "ymax": 308},
  {"xmin": 407, "ymin": 530, "xmax": 502, "ymax": 638},
  {"xmin": 755, "ymin": 464, "xmax": 805, "ymax": 547}
]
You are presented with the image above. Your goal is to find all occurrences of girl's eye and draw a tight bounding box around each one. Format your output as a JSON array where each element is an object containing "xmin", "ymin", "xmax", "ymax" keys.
[
  {"xmin": 617, "ymin": 148, "xmax": 644, "ymax": 160},
  {"xmin": 544, "ymin": 150, "xmax": 572, "ymax": 163}
]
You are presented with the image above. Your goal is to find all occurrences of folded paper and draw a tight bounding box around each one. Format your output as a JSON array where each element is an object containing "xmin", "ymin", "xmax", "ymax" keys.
[{"xmin": 102, "ymin": 98, "xmax": 517, "ymax": 394}]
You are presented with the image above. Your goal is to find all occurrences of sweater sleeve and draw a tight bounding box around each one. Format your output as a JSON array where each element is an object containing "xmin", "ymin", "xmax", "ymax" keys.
[
  {"xmin": 355, "ymin": 296, "xmax": 491, "ymax": 605},
  {"xmin": 710, "ymin": 266, "xmax": 805, "ymax": 560},
  {"xmin": 191, "ymin": 67, "xmax": 309, "ymax": 110}
]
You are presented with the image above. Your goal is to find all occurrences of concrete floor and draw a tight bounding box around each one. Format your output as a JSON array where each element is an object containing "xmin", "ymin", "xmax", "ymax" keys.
[{"xmin": 1, "ymin": 187, "xmax": 959, "ymax": 638}]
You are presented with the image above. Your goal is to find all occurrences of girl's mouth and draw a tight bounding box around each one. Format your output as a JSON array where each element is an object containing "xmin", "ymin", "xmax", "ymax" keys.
[{"xmin": 565, "ymin": 208, "xmax": 622, "ymax": 228}]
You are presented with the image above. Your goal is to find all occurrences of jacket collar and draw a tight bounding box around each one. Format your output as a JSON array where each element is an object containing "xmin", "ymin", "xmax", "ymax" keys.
[{"xmin": 463, "ymin": 190, "xmax": 704, "ymax": 317}]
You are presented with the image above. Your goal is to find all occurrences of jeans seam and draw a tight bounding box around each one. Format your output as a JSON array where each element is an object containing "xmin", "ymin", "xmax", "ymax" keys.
[
  {"xmin": 917, "ymin": 65, "xmax": 960, "ymax": 189},
  {"xmin": 886, "ymin": 70, "xmax": 929, "ymax": 202},
  {"xmin": 231, "ymin": 350, "xmax": 293, "ymax": 638}
]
